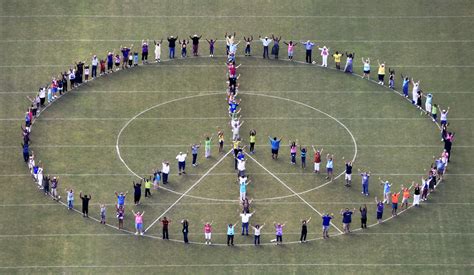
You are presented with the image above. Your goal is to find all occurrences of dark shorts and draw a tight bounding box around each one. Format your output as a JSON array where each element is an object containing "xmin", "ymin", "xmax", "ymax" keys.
[
  {"xmin": 327, "ymin": 167, "xmax": 333, "ymax": 173},
  {"xmin": 364, "ymin": 70, "xmax": 370, "ymax": 74},
  {"xmin": 392, "ymin": 203, "xmax": 398, "ymax": 209},
  {"xmin": 378, "ymin": 74, "xmax": 385, "ymax": 81},
  {"xmin": 272, "ymin": 149, "xmax": 279, "ymax": 155}
]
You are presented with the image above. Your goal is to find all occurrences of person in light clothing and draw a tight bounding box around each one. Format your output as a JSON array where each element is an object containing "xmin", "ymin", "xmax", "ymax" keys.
[
  {"xmin": 361, "ymin": 57, "xmax": 370, "ymax": 79},
  {"xmin": 238, "ymin": 176, "xmax": 250, "ymax": 201},
  {"xmin": 259, "ymin": 36, "xmax": 272, "ymax": 58},
  {"xmin": 379, "ymin": 179, "xmax": 392, "ymax": 204},
  {"xmin": 176, "ymin": 152, "xmax": 188, "ymax": 175},
  {"xmin": 161, "ymin": 161, "xmax": 170, "ymax": 184},
  {"xmin": 204, "ymin": 221, "xmax": 213, "ymax": 245},
  {"xmin": 240, "ymin": 211, "xmax": 255, "ymax": 235},
  {"xmin": 132, "ymin": 210, "xmax": 145, "ymax": 235},
  {"xmin": 154, "ymin": 39, "xmax": 162, "ymax": 62},
  {"xmin": 312, "ymin": 146, "xmax": 323, "ymax": 173},
  {"xmin": 319, "ymin": 46, "xmax": 329, "ymax": 67},
  {"xmin": 251, "ymin": 223, "xmax": 265, "ymax": 245}
]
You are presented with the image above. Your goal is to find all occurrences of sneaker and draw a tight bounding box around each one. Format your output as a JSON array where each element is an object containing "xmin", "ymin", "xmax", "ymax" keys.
[
  {"xmin": 135, "ymin": 232, "xmax": 138, "ymax": 235},
  {"xmin": 140, "ymin": 232, "xmax": 144, "ymax": 236}
]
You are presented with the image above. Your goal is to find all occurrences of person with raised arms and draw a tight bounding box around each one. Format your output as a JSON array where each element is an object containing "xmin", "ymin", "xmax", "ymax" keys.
[
  {"xmin": 259, "ymin": 35, "xmax": 273, "ymax": 59},
  {"xmin": 300, "ymin": 217, "xmax": 311, "ymax": 243},
  {"xmin": 311, "ymin": 146, "xmax": 323, "ymax": 173},
  {"xmin": 204, "ymin": 221, "xmax": 213, "ymax": 245},
  {"xmin": 132, "ymin": 210, "xmax": 145, "ymax": 235},
  {"xmin": 269, "ymin": 136, "xmax": 283, "ymax": 160},
  {"xmin": 283, "ymin": 40, "xmax": 298, "ymax": 60},
  {"xmin": 251, "ymin": 223, "xmax": 265, "ymax": 245},
  {"xmin": 321, "ymin": 213, "xmax": 334, "ymax": 239},
  {"xmin": 189, "ymin": 34, "xmax": 202, "ymax": 56}
]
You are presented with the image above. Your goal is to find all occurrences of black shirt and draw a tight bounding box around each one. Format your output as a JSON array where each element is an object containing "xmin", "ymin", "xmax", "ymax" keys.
[
  {"xmin": 134, "ymin": 183, "xmax": 142, "ymax": 195},
  {"xmin": 81, "ymin": 196, "xmax": 90, "ymax": 208},
  {"xmin": 191, "ymin": 37, "xmax": 200, "ymax": 45},
  {"xmin": 168, "ymin": 38, "xmax": 177, "ymax": 48}
]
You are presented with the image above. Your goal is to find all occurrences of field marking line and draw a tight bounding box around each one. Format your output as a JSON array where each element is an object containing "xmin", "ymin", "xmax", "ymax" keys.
[
  {"xmin": 143, "ymin": 149, "xmax": 233, "ymax": 233},
  {"xmin": 0, "ymin": 263, "xmax": 471, "ymax": 269},
  {"xmin": 6, "ymin": 173, "xmax": 474, "ymax": 177},
  {"xmin": 1, "ymin": 14, "xmax": 473, "ymax": 19},
  {"xmin": 245, "ymin": 152, "xmax": 344, "ymax": 234},
  {"xmin": 1, "ymin": 39, "xmax": 473, "ymax": 43},
  {"xmin": 2, "ymin": 64, "xmax": 474, "ymax": 68}
]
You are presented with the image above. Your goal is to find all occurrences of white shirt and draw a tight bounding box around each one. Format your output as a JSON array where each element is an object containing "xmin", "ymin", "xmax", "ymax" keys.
[
  {"xmin": 92, "ymin": 57, "xmax": 98, "ymax": 66},
  {"xmin": 176, "ymin": 154, "xmax": 187, "ymax": 162},
  {"xmin": 240, "ymin": 213, "xmax": 253, "ymax": 223},
  {"xmin": 260, "ymin": 38, "xmax": 272, "ymax": 47},
  {"xmin": 39, "ymin": 88, "xmax": 46, "ymax": 98},
  {"xmin": 232, "ymin": 124, "xmax": 240, "ymax": 135},
  {"xmin": 239, "ymin": 176, "xmax": 247, "ymax": 185},
  {"xmin": 254, "ymin": 227, "xmax": 261, "ymax": 236},
  {"xmin": 440, "ymin": 112, "xmax": 447, "ymax": 121},
  {"xmin": 162, "ymin": 163, "xmax": 170, "ymax": 174},
  {"xmin": 237, "ymin": 159, "xmax": 246, "ymax": 171}
]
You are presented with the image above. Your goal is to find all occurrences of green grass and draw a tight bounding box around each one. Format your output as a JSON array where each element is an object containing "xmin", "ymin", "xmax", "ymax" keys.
[{"xmin": 1, "ymin": 0, "xmax": 473, "ymax": 274}]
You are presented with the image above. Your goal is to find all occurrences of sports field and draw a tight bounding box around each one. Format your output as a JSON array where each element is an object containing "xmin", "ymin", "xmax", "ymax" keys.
[{"xmin": 1, "ymin": 0, "xmax": 473, "ymax": 274}]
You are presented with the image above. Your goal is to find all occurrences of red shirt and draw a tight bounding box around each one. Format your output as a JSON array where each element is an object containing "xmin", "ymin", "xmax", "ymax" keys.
[
  {"xmin": 314, "ymin": 152, "xmax": 321, "ymax": 163},
  {"xmin": 161, "ymin": 219, "xmax": 169, "ymax": 229}
]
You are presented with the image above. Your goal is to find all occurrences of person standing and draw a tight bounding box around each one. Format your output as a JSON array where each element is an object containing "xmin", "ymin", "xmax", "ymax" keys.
[
  {"xmin": 154, "ymin": 39, "xmax": 163, "ymax": 63},
  {"xmin": 322, "ymin": 213, "xmax": 334, "ymax": 239},
  {"xmin": 359, "ymin": 170, "xmax": 371, "ymax": 196},
  {"xmin": 401, "ymin": 74, "xmax": 410, "ymax": 98},
  {"xmin": 268, "ymin": 136, "xmax": 282, "ymax": 159},
  {"xmin": 312, "ymin": 146, "xmax": 323, "ymax": 173},
  {"xmin": 181, "ymin": 219, "xmax": 189, "ymax": 244},
  {"xmin": 160, "ymin": 217, "xmax": 170, "ymax": 239},
  {"xmin": 50, "ymin": 176, "xmax": 59, "ymax": 201},
  {"xmin": 176, "ymin": 152, "xmax": 188, "ymax": 175},
  {"xmin": 240, "ymin": 211, "xmax": 254, "ymax": 236},
  {"xmin": 343, "ymin": 157, "xmax": 353, "ymax": 187},
  {"xmin": 259, "ymin": 36, "xmax": 272, "ymax": 59},
  {"xmin": 66, "ymin": 188, "xmax": 74, "ymax": 210},
  {"xmin": 79, "ymin": 192, "xmax": 91, "ymax": 217},
  {"xmin": 204, "ymin": 135, "xmax": 213, "ymax": 158},
  {"xmin": 271, "ymin": 34, "xmax": 281, "ymax": 59},
  {"xmin": 251, "ymin": 223, "xmax": 265, "ymax": 245},
  {"xmin": 300, "ymin": 217, "xmax": 311, "ymax": 243},
  {"xmin": 391, "ymin": 189, "xmax": 401, "ymax": 216},
  {"xmin": 283, "ymin": 41, "xmax": 297, "ymax": 60},
  {"xmin": 144, "ymin": 177, "xmax": 152, "ymax": 198},
  {"xmin": 100, "ymin": 204, "xmax": 106, "ymax": 224},
  {"xmin": 361, "ymin": 57, "xmax": 370, "ymax": 79},
  {"xmin": 301, "ymin": 40, "xmax": 315, "ymax": 63},
  {"xmin": 344, "ymin": 52, "xmax": 355, "ymax": 73},
  {"xmin": 132, "ymin": 210, "xmax": 145, "ymax": 235},
  {"xmin": 375, "ymin": 197, "xmax": 384, "ymax": 223},
  {"xmin": 379, "ymin": 179, "xmax": 392, "ymax": 204},
  {"xmin": 217, "ymin": 130, "xmax": 224, "ymax": 153},
  {"xmin": 162, "ymin": 161, "xmax": 170, "ymax": 184},
  {"xmin": 133, "ymin": 180, "xmax": 142, "ymax": 205},
  {"xmin": 91, "ymin": 55, "xmax": 98, "ymax": 78},
  {"xmin": 243, "ymin": 35, "xmax": 253, "ymax": 56},
  {"xmin": 273, "ymin": 222, "xmax": 286, "ymax": 245},
  {"xmin": 227, "ymin": 222, "xmax": 238, "ymax": 246},
  {"xmin": 340, "ymin": 208, "xmax": 355, "ymax": 234},
  {"xmin": 249, "ymin": 130, "xmax": 256, "ymax": 154},
  {"xmin": 189, "ymin": 34, "xmax": 202, "ymax": 56},
  {"xmin": 360, "ymin": 205, "xmax": 367, "ymax": 229},
  {"xmin": 300, "ymin": 146, "xmax": 307, "ymax": 169},
  {"xmin": 239, "ymin": 176, "xmax": 250, "ymax": 201},
  {"xmin": 116, "ymin": 205, "xmax": 124, "ymax": 229},
  {"xmin": 289, "ymin": 140, "xmax": 298, "ymax": 165},
  {"xmin": 401, "ymin": 183, "xmax": 414, "ymax": 210},
  {"xmin": 191, "ymin": 144, "xmax": 200, "ymax": 167},
  {"xmin": 141, "ymin": 40, "xmax": 149, "ymax": 64},
  {"xmin": 377, "ymin": 60, "xmax": 386, "ymax": 85},
  {"xmin": 440, "ymin": 107, "xmax": 450, "ymax": 126},
  {"xmin": 413, "ymin": 182, "xmax": 421, "ymax": 207},
  {"xmin": 115, "ymin": 191, "xmax": 128, "ymax": 208},
  {"xmin": 332, "ymin": 51, "xmax": 343, "ymax": 70},
  {"xmin": 326, "ymin": 154, "xmax": 334, "ymax": 181},
  {"xmin": 167, "ymin": 35, "xmax": 178, "ymax": 59},
  {"xmin": 319, "ymin": 46, "xmax": 330, "ymax": 67},
  {"xmin": 204, "ymin": 221, "xmax": 213, "ymax": 245}
]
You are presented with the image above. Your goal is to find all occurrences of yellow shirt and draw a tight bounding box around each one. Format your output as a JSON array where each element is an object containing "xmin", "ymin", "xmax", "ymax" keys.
[
  {"xmin": 249, "ymin": 135, "xmax": 256, "ymax": 143},
  {"xmin": 378, "ymin": 65, "xmax": 385, "ymax": 75},
  {"xmin": 233, "ymin": 140, "xmax": 241, "ymax": 149},
  {"xmin": 333, "ymin": 53, "xmax": 342, "ymax": 63}
]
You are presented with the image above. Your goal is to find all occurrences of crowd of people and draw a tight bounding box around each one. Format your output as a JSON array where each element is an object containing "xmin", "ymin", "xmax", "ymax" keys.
[{"xmin": 21, "ymin": 32, "xmax": 455, "ymax": 245}]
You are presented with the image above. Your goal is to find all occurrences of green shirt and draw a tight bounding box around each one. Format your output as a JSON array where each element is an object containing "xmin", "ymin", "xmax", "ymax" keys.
[
  {"xmin": 205, "ymin": 139, "xmax": 211, "ymax": 148},
  {"xmin": 249, "ymin": 135, "xmax": 256, "ymax": 143},
  {"xmin": 432, "ymin": 105, "xmax": 438, "ymax": 115},
  {"xmin": 145, "ymin": 180, "xmax": 152, "ymax": 189}
]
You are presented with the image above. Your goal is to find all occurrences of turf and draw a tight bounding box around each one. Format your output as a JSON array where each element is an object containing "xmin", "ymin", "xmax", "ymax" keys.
[{"xmin": 0, "ymin": 0, "xmax": 473, "ymax": 274}]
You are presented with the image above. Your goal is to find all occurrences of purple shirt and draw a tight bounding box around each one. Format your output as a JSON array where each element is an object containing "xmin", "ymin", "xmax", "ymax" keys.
[
  {"xmin": 142, "ymin": 44, "xmax": 148, "ymax": 53},
  {"xmin": 275, "ymin": 225, "xmax": 283, "ymax": 236},
  {"xmin": 377, "ymin": 202, "xmax": 384, "ymax": 213}
]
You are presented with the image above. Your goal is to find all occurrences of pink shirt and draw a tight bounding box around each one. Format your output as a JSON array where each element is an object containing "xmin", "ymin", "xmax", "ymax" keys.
[
  {"xmin": 288, "ymin": 44, "xmax": 294, "ymax": 52},
  {"xmin": 135, "ymin": 214, "xmax": 143, "ymax": 224},
  {"xmin": 204, "ymin": 224, "xmax": 212, "ymax": 233},
  {"xmin": 290, "ymin": 145, "xmax": 297, "ymax": 154}
]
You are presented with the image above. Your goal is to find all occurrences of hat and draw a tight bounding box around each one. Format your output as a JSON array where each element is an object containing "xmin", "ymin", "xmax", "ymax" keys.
[
  {"xmin": 179, "ymin": 152, "xmax": 182, "ymax": 154},
  {"xmin": 264, "ymin": 36, "xmax": 268, "ymax": 39},
  {"xmin": 170, "ymin": 35, "xmax": 174, "ymax": 38},
  {"xmin": 442, "ymin": 109, "xmax": 446, "ymax": 112},
  {"xmin": 194, "ymin": 34, "xmax": 197, "ymax": 37}
]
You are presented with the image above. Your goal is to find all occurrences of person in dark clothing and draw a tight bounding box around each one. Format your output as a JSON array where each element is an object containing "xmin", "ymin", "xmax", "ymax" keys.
[
  {"xmin": 76, "ymin": 61, "xmax": 84, "ymax": 84},
  {"xmin": 160, "ymin": 217, "xmax": 170, "ymax": 239},
  {"xmin": 300, "ymin": 217, "xmax": 311, "ymax": 243},
  {"xmin": 181, "ymin": 219, "xmax": 189, "ymax": 243},
  {"xmin": 360, "ymin": 204, "xmax": 367, "ymax": 228},
  {"xmin": 189, "ymin": 34, "xmax": 202, "ymax": 56},
  {"xmin": 43, "ymin": 175, "xmax": 50, "ymax": 195},
  {"xmin": 22, "ymin": 142, "xmax": 29, "ymax": 162},
  {"xmin": 133, "ymin": 180, "xmax": 142, "ymax": 205},
  {"xmin": 167, "ymin": 36, "xmax": 178, "ymax": 59},
  {"xmin": 79, "ymin": 192, "xmax": 91, "ymax": 217}
]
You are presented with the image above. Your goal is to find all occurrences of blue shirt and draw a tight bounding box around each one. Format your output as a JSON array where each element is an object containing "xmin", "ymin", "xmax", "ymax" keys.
[
  {"xmin": 402, "ymin": 79, "xmax": 409, "ymax": 91},
  {"xmin": 377, "ymin": 202, "xmax": 384, "ymax": 213},
  {"xmin": 227, "ymin": 225, "xmax": 235, "ymax": 235},
  {"xmin": 301, "ymin": 150, "xmax": 306, "ymax": 158},
  {"xmin": 117, "ymin": 195, "xmax": 125, "ymax": 205},
  {"xmin": 342, "ymin": 211, "xmax": 353, "ymax": 223},
  {"xmin": 384, "ymin": 182, "xmax": 391, "ymax": 193},
  {"xmin": 240, "ymin": 183, "xmax": 246, "ymax": 193},
  {"xmin": 229, "ymin": 103, "xmax": 238, "ymax": 113},
  {"xmin": 361, "ymin": 174, "xmax": 370, "ymax": 185},
  {"xmin": 303, "ymin": 42, "xmax": 315, "ymax": 50},
  {"xmin": 191, "ymin": 145, "xmax": 199, "ymax": 154},
  {"xmin": 426, "ymin": 94, "xmax": 433, "ymax": 104},
  {"xmin": 270, "ymin": 139, "xmax": 281, "ymax": 150},
  {"xmin": 322, "ymin": 215, "xmax": 332, "ymax": 226},
  {"xmin": 326, "ymin": 159, "xmax": 333, "ymax": 169}
]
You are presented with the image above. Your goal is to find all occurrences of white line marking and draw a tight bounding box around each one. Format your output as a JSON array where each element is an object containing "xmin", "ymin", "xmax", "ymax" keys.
[
  {"xmin": 245, "ymin": 152, "xmax": 344, "ymax": 234},
  {"xmin": 0, "ymin": 14, "xmax": 472, "ymax": 19},
  {"xmin": 143, "ymin": 149, "xmax": 233, "ymax": 232},
  {"xmin": 0, "ymin": 263, "xmax": 470, "ymax": 269}
]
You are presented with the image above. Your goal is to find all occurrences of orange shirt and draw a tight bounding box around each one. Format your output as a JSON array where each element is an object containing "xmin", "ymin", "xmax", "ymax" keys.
[
  {"xmin": 403, "ymin": 189, "xmax": 410, "ymax": 199},
  {"xmin": 391, "ymin": 193, "xmax": 400, "ymax": 203}
]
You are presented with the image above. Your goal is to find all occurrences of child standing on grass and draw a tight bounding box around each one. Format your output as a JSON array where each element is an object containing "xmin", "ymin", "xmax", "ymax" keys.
[
  {"xmin": 66, "ymin": 188, "xmax": 74, "ymax": 210},
  {"xmin": 380, "ymin": 179, "xmax": 392, "ymax": 204},
  {"xmin": 319, "ymin": 46, "xmax": 329, "ymax": 67},
  {"xmin": 100, "ymin": 204, "xmax": 106, "ymax": 224},
  {"xmin": 180, "ymin": 39, "xmax": 189, "ymax": 58},
  {"xmin": 84, "ymin": 64, "xmax": 90, "ymax": 82},
  {"xmin": 117, "ymin": 205, "xmax": 124, "ymax": 229},
  {"xmin": 154, "ymin": 39, "xmax": 163, "ymax": 62},
  {"xmin": 388, "ymin": 68, "xmax": 395, "ymax": 89},
  {"xmin": 204, "ymin": 221, "xmax": 213, "ymax": 245},
  {"xmin": 377, "ymin": 60, "xmax": 386, "ymax": 85},
  {"xmin": 289, "ymin": 140, "xmax": 298, "ymax": 165},
  {"xmin": 133, "ymin": 210, "xmax": 145, "ymax": 235},
  {"xmin": 217, "ymin": 129, "xmax": 224, "ymax": 153},
  {"xmin": 362, "ymin": 57, "xmax": 370, "ymax": 79},
  {"xmin": 206, "ymin": 38, "xmax": 216, "ymax": 57},
  {"xmin": 300, "ymin": 146, "xmax": 307, "ymax": 169},
  {"xmin": 133, "ymin": 52, "xmax": 139, "ymax": 67},
  {"xmin": 344, "ymin": 52, "xmax": 355, "ymax": 73},
  {"xmin": 360, "ymin": 205, "xmax": 367, "ymax": 229}
]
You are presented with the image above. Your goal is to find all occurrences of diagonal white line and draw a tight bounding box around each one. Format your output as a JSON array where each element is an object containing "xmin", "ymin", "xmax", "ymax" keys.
[
  {"xmin": 144, "ymin": 149, "xmax": 233, "ymax": 232},
  {"xmin": 244, "ymin": 152, "xmax": 344, "ymax": 234}
]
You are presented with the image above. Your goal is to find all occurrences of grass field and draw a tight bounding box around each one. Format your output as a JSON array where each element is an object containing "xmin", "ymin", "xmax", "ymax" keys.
[{"xmin": 1, "ymin": 0, "xmax": 473, "ymax": 274}]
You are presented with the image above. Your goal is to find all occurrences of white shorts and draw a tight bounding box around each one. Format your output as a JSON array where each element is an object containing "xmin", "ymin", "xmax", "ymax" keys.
[
  {"xmin": 413, "ymin": 195, "xmax": 420, "ymax": 205},
  {"xmin": 205, "ymin": 232, "xmax": 212, "ymax": 239},
  {"xmin": 314, "ymin": 162, "xmax": 320, "ymax": 171},
  {"xmin": 425, "ymin": 102, "xmax": 432, "ymax": 112},
  {"xmin": 345, "ymin": 174, "xmax": 352, "ymax": 181},
  {"xmin": 240, "ymin": 192, "xmax": 246, "ymax": 201}
]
